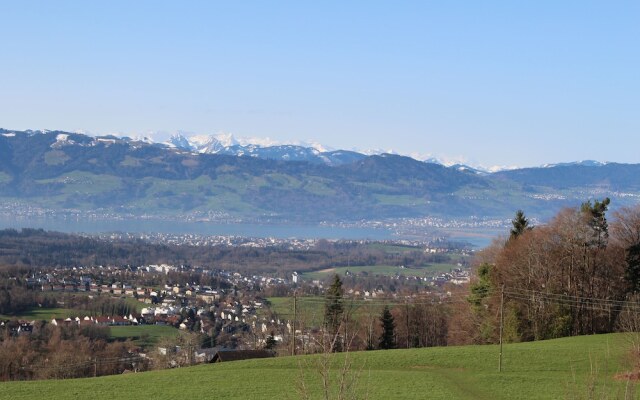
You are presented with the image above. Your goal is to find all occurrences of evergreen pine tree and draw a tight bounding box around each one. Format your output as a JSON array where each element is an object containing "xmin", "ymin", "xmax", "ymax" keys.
[
  {"xmin": 510, "ymin": 210, "xmax": 531, "ymax": 239},
  {"xmin": 378, "ymin": 306, "xmax": 396, "ymax": 350},
  {"xmin": 581, "ymin": 197, "xmax": 611, "ymax": 248},
  {"xmin": 324, "ymin": 274, "xmax": 344, "ymax": 350}
]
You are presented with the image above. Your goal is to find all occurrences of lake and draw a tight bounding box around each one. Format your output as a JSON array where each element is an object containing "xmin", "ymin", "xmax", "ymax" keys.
[
  {"xmin": 0, "ymin": 216, "xmax": 498, "ymax": 248},
  {"xmin": 0, "ymin": 216, "xmax": 394, "ymax": 240}
]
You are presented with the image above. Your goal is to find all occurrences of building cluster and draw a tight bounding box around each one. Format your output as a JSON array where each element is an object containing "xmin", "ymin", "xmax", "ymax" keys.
[
  {"xmin": 92, "ymin": 232, "xmax": 320, "ymax": 250},
  {"xmin": 430, "ymin": 268, "xmax": 471, "ymax": 286},
  {"xmin": 4, "ymin": 264, "xmax": 300, "ymax": 350}
]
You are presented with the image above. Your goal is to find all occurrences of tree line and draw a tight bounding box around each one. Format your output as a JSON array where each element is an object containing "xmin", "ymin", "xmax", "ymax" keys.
[
  {"xmin": 291, "ymin": 274, "xmax": 449, "ymax": 354},
  {"xmin": 302, "ymin": 200, "xmax": 640, "ymax": 356},
  {"xmin": 0, "ymin": 323, "xmax": 141, "ymax": 381},
  {"xmin": 459, "ymin": 199, "xmax": 640, "ymax": 344}
]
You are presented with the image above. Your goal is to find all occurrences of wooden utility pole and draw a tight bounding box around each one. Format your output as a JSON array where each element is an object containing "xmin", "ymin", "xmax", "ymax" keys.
[
  {"xmin": 291, "ymin": 291, "xmax": 297, "ymax": 356},
  {"xmin": 94, "ymin": 357, "xmax": 97, "ymax": 377},
  {"xmin": 343, "ymin": 301, "xmax": 348, "ymax": 352},
  {"xmin": 499, "ymin": 285, "xmax": 505, "ymax": 372}
]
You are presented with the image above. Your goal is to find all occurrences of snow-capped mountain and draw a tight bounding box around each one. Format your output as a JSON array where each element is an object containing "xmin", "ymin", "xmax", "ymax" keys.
[
  {"xmin": 188, "ymin": 134, "xmax": 231, "ymax": 154},
  {"xmin": 4, "ymin": 128, "xmax": 613, "ymax": 173},
  {"xmin": 166, "ymin": 133, "xmax": 193, "ymax": 150},
  {"xmin": 449, "ymin": 164, "xmax": 490, "ymax": 175},
  {"xmin": 33, "ymin": 128, "xmax": 528, "ymax": 171},
  {"xmin": 165, "ymin": 133, "xmax": 324, "ymax": 154},
  {"xmin": 159, "ymin": 133, "xmax": 365, "ymax": 166}
]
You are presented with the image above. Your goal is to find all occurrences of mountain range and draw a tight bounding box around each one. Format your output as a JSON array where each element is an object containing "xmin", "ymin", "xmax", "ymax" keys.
[
  {"xmin": 0, "ymin": 128, "xmax": 638, "ymax": 224},
  {"xmin": 164, "ymin": 132, "xmax": 369, "ymax": 167}
]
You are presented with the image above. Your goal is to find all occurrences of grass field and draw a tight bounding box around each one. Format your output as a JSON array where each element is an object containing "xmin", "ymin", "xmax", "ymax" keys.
[
  {"xmin": 266, "ymin": 296, "xmax": 326, "ymax": 326},
  {"xmin": 0, "ymin": 307, "xmax": 81, "ymax": 320},
  {"xmin": 1, "ymin": 334, "xmax": 636, "ymax": 399},
  {"xmin": 0, "ymin": 295, "xmax": 144, "ymax": 320},
  {"xmin": 365, "ymin": 243, "xmax": 421, "ymax": 253},
  {"xmin": 302, "ymin": 263, "xmax": 457, "ymax": 280},
  {"xmin": 122, "ymin": 297, "xmax": 145, "ymax": 313},
  {"xmin": 109, "ymin": 325, "xmax": 181, "ymax": 347},
  {"xmin": 58, "ymin": 291, "xmax": 146, "ymax": 313},
  {"xmin": 299, "ymin": 245, "xmax": 469, "ymax": 281}
]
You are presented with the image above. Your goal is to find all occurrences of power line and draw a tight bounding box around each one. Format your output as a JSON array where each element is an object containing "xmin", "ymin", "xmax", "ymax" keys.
[
  {"xmin": 505, "ymin": 287, "xmax": 633, "ymax": 306},
  {"xmin": 273, "ymin": 286, "xmax": 640, "ymax": 314}
]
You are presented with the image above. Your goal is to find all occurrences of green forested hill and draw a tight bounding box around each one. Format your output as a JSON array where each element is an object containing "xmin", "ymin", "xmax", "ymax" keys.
[{"xmin": 2, "ymin": 129, "xmax": 640, "ymax": 222}]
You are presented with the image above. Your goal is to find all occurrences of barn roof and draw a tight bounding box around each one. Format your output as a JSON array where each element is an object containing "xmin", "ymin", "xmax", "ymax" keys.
[{"xmin": 211, "ymin": 350, "xmax": 275, "ymax": 363}]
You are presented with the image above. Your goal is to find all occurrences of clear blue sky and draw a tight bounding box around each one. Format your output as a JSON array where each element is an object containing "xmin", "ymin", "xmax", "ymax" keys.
[{"xmin": 1, "ymin": 1, "xmax": 638, "ymax": 167}]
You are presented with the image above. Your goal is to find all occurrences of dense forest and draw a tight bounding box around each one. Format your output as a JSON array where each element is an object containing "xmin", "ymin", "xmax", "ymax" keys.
[{"xmin": 453, "ymin": 200, "xmax": 640, "ymax": 344}]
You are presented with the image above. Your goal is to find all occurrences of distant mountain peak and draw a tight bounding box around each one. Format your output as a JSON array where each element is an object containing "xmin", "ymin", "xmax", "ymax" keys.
[
  {"xmin": 542, "ymin": 160, "xmax": 608, "ymax": 168},
  {"xmin": 131, "ymin": 135, "xmax": 155, "ymax": 144},
  {"xmin": 154, "ymin": 132, "xmax": 363, "ymax": 166},
  {"xmin": 165, "ymin": 133, "xmax": 194, "ymax": 150}
]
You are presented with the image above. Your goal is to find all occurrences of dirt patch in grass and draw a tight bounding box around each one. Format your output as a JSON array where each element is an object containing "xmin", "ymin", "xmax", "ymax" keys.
[{"xmin": 614, "ymin": 371, "xmax": 640, "ymax": 381}]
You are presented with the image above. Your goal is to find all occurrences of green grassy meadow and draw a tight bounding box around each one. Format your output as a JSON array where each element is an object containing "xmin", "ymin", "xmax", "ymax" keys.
[
  {"xmin": 0, "ymin": 308, "xmax": 80, "ymax": 321},
  {"xmin": 365, "ymin": 243, "xmax": 421, "ymax": 253},
  {"xmin": 0, "ymin": 295, "xmax": 145, "ymax": 321},
  {"xmin": 1, "ymin": 334, "xmax": 637, "ymax": 399},
  {"xmin": 121, "ymin": 297, "xmax": 145, "ymax": 313},
  {"xmin": 301, "ymin": 263, "xmax": 456, "ymax": 280},
  {"xmin": 266, "ymin": 296, "xmax": 325, "ymax": 326},
  {"xmin": 109, "ymin": 325, "xmax": 181, "ymax": 347},
  {"xmin": 299, "ymin": 246, "xmax": 470, "ymax": 281}
]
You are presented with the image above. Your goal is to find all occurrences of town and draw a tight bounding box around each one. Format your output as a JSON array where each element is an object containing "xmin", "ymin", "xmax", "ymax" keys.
[{"xmin": 0, "ymin": 230, "xmax": 471, "ymax": 379}]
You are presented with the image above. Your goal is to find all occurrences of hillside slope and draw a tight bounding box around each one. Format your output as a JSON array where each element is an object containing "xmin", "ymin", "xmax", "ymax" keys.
[{"xmin": 1, "ymin": 334, "xmax": 634, "ymax": 400}]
